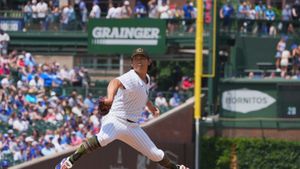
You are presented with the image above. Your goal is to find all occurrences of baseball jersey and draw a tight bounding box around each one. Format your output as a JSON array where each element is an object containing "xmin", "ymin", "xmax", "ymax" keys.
[{"xmin": 109, "ymin": 70, "xmax": 150, "ymax": 122}]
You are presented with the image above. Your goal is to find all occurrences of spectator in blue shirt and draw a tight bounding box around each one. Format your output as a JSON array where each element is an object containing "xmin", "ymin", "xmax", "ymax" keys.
[
  {"xmin": 40, "ymin": 66, "xmax": 52, "ymax": 94},
  {"xmin": 0, "ymin": 109, "xmax": 9, "ymax": 122},
  {"xmin": 23, "ymin": 1, "xmax": 33, "ymax": 29},
  {"xmin": 183, "ymin": 0, "xmax": 195, "ymax": 19},
  {"xmin": 255, "ymin": 0, "xmax": 266, "ymax": 19},
  {"xmin": 265, "ymin": 5, "xmax": 276, "ymax": 35},
  {"xmin": 237, "ymin": 1, "xmax": 250, "ymax": 19},
  {"xmin": 219, "ymin": 1, "xmax": 234, "ymax": 31},
  {"xmin": 282, "ymin": 4, "xmax": 292, "ymax": 21},
  {"xmin": 83, "ymin": 93, "xmax": 94, "ymax": 114},
  {"xmin": 282, "ymin": 4, "xmax": 293, "ymax": 34},
  {"xmin": 134, "ymin": 0, "xmax": 147, "ymax": 18},
  {"xmin": 52, "ymin": 75, "xmax": 63, "ymax": 95},
  {"xmin": 79, "ymin": 0, "xmax": 88, "ymax": 31},
  {"xmin": 24, "ymin": 52, "xmax": 36, "ymax": 68},
  {"xmin": 28, "ymin": 142, "xmax": 39, "ymax": 160},
  {"xmin": 237, "ymin": 1, "xmax": 250, "ymax": 33},
  {"xmin": 76, "ymin": 124, "xmax": 85, "ymax": 139},
  {"xmin": 52, "ymin": 0, "xmax": 59, "ymax": 8},
  {"xmin": 25, "ymin": 89, "xmax": 37, "ymax": 104},
  {"xmin": 169, "ymin": 93, "xmax": 182, "ymax": 108},
  {"xmin": 182, "ymin": 0, "xmax": 196, "ymax": 32},
  {"xmin": 15, "ymin": 92, "xmax": 25, "ymax": 111},
  {"xmin": 253, "ymin": 1, "xmax": 267, "ymax": 34},
  {"xmin": 265, "ymin": 5, "xmax": 275, "ymax": 21},
  {"xmin": 60, "ymin": 132, "xmax": 71, "ymax": 145}
]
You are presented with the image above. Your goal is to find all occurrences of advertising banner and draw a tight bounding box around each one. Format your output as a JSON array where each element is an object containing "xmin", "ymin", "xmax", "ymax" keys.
[
  {"xmin": 88, "ymin": 19, "xmax": 166, "ymax": 54},
  {"xmin": 0, "ymin": 18, "xmax": 24, "ymax": 31},
  {"xmin": 222, "ymin": 88, "xmax": 276, "ymax": 114}
]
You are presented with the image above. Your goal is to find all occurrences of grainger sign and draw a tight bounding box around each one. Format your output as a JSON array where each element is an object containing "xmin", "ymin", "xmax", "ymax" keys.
[{"xmin": 88, "ymin": 19, "xmax": 166, "ymax": 54}]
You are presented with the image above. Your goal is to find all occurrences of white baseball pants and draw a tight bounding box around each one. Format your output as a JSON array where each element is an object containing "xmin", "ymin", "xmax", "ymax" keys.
[{"xmin": 96, "ymin": 115, "xmax": 164, "ymax": 162}]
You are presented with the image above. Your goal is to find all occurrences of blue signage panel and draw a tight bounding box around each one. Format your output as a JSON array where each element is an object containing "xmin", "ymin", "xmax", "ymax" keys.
[{"xmin": 0, "ymin": 18, "xmax": 24, "ymax": 31}]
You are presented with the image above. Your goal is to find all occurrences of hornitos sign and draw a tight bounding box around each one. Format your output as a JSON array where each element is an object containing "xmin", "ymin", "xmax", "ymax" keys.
[
  {"xmin": 88, "ymin": 19, "xmax": 166, "ymax": 54},
  {"xmin": 222, "ymin": 89, "xmax": 276, "ymax": 113}
]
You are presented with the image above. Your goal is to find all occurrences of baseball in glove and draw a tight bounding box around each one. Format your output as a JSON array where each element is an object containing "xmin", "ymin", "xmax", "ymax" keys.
[{"xmin": 98, "ymin": 97, "xmax": 111, "ymax": 116}]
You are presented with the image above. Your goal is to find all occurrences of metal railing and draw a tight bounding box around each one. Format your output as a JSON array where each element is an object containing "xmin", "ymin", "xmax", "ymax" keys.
[
  {"xmin": 0, "ymin": 10, "xmax": 23, "ymax": 18},
  {"xmin": 0, "ymin": 10, "xmax": 197, "ymax": 33},
  {"xmin": 219, "ymin": 18, "xmax": 300, "ymax": 36}
]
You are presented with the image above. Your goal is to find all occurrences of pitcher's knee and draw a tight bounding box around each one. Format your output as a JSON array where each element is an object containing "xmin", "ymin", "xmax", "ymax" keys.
[
  {"xmin": 147, "ymin": 148, "xmax": 164, "ymax": 162},
  {"xmin": 96, "ymin": 134, "xmax": 113, "ymax": 147}
]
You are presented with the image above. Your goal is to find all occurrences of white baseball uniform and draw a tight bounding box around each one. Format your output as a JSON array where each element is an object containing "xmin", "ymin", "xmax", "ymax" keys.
[{"xmin": 96, "ymin": 70, "xmax": 164, "ymax": 162}]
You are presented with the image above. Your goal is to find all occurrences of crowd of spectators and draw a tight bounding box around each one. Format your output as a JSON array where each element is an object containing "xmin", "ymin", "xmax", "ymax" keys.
[
  {"xmin": 0, "ymin": 48, "xmax": 97, "ymax": 167},
  {"xmin": 16, "ymin": 0, "xmax": 197, "ymax": 32},
  {"xmin": 247, "ymin": 35, "xmax": 300, "ymax": 80},
  {"xmin": 220, "ymin": 0, "xmax": 300, "ymax": 35},
  {"xmin": 272, "ymin": 36, "xmax": 300, "ymax": 79},
  {"xmin": 7, "ymin": 0, "xmax": 300, "ymax": 35},
  {"xmin": 151, "ymin": 76, "xmax": 193, "ymax": 113},
  {"xmin": 139, "ymin": 75, "xmax": 194, "ymax": 124}
]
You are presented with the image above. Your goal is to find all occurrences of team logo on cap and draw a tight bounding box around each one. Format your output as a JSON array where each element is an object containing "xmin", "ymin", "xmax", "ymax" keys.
[{"xmin": 136, "ymin": 48, "xmax": 143, "ymax": 53}]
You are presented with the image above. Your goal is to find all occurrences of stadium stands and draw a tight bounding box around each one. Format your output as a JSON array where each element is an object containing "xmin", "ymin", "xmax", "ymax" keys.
[{"xmin": 2, "ymin": 0, "xmax": 300, "ymax": 168}]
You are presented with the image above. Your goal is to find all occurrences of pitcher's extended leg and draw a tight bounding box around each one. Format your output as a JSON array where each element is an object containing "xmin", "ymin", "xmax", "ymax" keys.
[
  {"xmin": 69, "ymin": 136, "xmax": 101, "ymax": 163},
  {"xmin": 119, "ymin": 126, "xmax": 182, "ymax": 169}
]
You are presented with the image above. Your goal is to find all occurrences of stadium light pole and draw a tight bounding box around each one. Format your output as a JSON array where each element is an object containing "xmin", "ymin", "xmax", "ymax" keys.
[{"xmin": 194, "ymin": 0, "xmax": 203, "ymax": 169}]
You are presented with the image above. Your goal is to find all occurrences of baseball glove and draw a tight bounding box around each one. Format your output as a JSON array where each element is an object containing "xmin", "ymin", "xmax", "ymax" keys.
[{"xmin": 98, "ymin": 97, "xmax": 111, "ymax": 116}]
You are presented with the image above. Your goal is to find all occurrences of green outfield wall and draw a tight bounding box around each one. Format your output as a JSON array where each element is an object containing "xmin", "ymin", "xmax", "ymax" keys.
[
  {"xmin": 218, "ymin": 78, "xmax": 300, "ymax": 128},
  {"xmin": 229, "ymin": 36, "xmax": 296, "ymax": 73}
]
